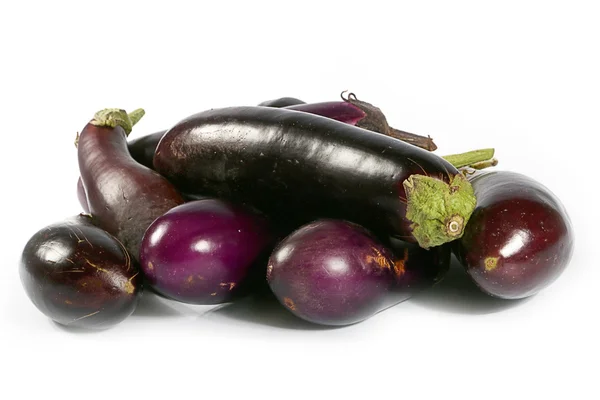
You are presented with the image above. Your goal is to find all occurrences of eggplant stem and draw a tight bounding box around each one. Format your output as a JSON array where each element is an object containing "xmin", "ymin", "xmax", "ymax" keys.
[
  {"xmin": 469, "ymin": 158, "xmax": 498, "ymax": 170},
  {"xmin": 403, "ymin": 173, "xmax": 477, "ymax": 249},
  {"xmin": 388, "ymin": 127, "xmax": 438, "ymax": 152},
  {"xmin": 90, "ymin": 108, "xmax": 145, "ymax": 136},
  {"xmin": 442, "ymin": 148, "xmax": 495, "ymax": 169}
]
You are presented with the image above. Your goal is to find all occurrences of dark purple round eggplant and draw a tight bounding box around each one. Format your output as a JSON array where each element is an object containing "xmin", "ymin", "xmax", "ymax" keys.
[
  {"xmin": 154, "ymin": 106, "xmax": 477, "ymax": 249},
  {"xmin": 20, "ymin": 214, "xmax": 142, "ymax": 329},
  {"xmin": 139, "ymin": 198, "xmax": 274, "ymax": 304},
  {"xmin": 266, "ymin": 219, "xmax": 451, "ymax": 326},
  {"xmin": 455, "ymin": 171, "xmax": 574, "ymax": 299},
  {"xmin": 127, "ymin": 130, "xmax": 166, "ymax": 170},
  {"xmin": 286, "ymin": 93, "xmax": 437, "ymax": 151},
  {"xmin": 258, "ymin": 97, "xmax": 306, "ymax": 108},
  {"xmin": 77, "ymin": 109, "xmax": 184, "ymax": 262}
]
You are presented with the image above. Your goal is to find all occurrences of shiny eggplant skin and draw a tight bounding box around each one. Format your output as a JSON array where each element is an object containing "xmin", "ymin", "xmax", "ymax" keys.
[
  {"xmin": 266, "ymin": 220, "xmax": 451, "ymax": 326},
  {"xmin": 455, "ymin": 171, "xmax": 574, "ymax": 299},
  {"xmin": 266, "ymin": 220, "xmax": 394, "ymax": 325},
  {"xmin": 128, "ymin": 130, "xmax": 165, "ymax": 170},
  {"xmin": 258, "ymin": 97, "xmax": 306, "ymax": 107},
  {"xmin": 78, "ymin": 118, "xmax": 184, "ymax": 262},
  {"xmin": 76, "ymin": 131, "xmax": 165, "ymax": 210},
  {"xmin": 19, "ymin": 214, "xmax": 142, "ymax": 329},
  {"xmin": 139, "ymin": 199, "xmax": 274, "ymax": 304},
  {"xmin": 154, "ymin": 106, "xmax": 459, "ymax": 245}
]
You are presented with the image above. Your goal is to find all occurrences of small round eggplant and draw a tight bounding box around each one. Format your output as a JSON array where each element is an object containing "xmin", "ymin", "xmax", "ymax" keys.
[
  {"xmin": 455, "ymin": 171, "xmax": 574, "ymax": 299},
  {"xmin": 20, "ymin": 214, "xmax": 142, "ymax": 329},
  {"xmin": 139, "ymin": 198, "xmax": 274, "ymax": 304},
  {"xmin": 267, "ymin": 219, "xmax": 396, "ymax": 326}
]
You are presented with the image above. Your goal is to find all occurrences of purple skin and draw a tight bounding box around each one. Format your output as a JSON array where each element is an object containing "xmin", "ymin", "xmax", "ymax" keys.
[
  {"xmin": 267, "ymin": 220, "xmax": 396, "ymax": 326},
  {"xmin": 286, "ymin": 94, "xmax": 437, "ymax": 151},
  {"xmin": 139, "ymin": 198, "xmax": 274, "ymax": 304},
  {"xmin": 455, "ymin": 171, "xmax": 574, "ymax": 299}
]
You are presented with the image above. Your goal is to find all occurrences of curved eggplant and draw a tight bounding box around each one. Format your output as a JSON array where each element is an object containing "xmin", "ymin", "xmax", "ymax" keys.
[{"xmin": 77, "ymin": 109, "xmax": 184, "ymax": 262}]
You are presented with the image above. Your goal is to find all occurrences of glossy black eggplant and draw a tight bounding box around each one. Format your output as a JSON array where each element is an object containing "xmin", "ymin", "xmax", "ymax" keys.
[{"xmin": 154, "ymin": 107, "xmax": 477, "ymax": 249}]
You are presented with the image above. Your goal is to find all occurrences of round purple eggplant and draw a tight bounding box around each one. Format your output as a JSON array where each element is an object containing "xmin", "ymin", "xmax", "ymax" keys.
[
  {"xmin": 455, "ymin": 171, "xmax": 574, "ymax": 299},
  {"xmin": 139, "ymin": 198, "xmax": 274, "ymax": 304},
  {"xmin": 266, "ymin": 219, "xmax": 397, "ymax": 326},
  {"xmin": 20, "ymin": 214, "xmax": 142, "ymax": 329}
]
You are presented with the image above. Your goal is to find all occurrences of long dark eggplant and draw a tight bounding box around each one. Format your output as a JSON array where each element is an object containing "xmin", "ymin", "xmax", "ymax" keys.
[
  {"xmin": 286, "ymin": 93, "xmax": 437, "ymax": 151},
  {"xmin": 77, "ymin": 108, "xmax": 184, "ymax": 262},
  {"xmin": 154, "ymin": 107, "xmax": 477, "ymax": 249}
]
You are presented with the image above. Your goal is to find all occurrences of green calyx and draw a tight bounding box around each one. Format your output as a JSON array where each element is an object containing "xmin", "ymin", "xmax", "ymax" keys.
[
  {"xmin": 90, "ymin": 108, "xmax": 145, "ymax": 136},
  {"xmin": 403, "ymin": 173, "xmax": 477, "ymax": 249}
]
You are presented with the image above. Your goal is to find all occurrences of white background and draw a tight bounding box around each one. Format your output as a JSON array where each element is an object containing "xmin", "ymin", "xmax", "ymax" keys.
[{"xmin": 1, "ymin": 1, "xmax": 598, "ymax": 399}]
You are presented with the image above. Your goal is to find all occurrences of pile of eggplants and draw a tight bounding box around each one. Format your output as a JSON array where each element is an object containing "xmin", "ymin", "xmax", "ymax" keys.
[{"xmin": 20, "ymin": 93, "xmax": 574, "ymax": 329}]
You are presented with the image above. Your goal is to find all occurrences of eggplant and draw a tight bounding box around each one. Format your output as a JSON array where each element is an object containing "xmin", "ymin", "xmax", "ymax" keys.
[
  {"xmin": 266, "ymin": 219, "xmax": 450, "ymax": 326},
  {"xmin": 154, "ymin": 106, "xmax": 477, "ymax": 249},
  {"xmin": 258, "ymin": 97, "xmax": 306, "ymax": 108},
  {"xmin": 286, "ymin": 93, "xmax": 437, "ymax": 151},
  {"xmin": 455, "ymin": 171, "xmax": 574, "ymax": 299},
  {"xmin": 76, "ymin": 130, "xmax": 165, "ymax": 211},
  {"xmin": 20, "ymin": 214, "xmax": 142, "ymax": 329},
  {"xmin": 139, "ymin": 199, "xmax": 274, "ymax": 304},
  {"xmin": 77, "ymin": 108, "xmax": 184, "ymax": 262},
  {"xmin": 128, "ymin": 130, "xmax": 166, "ymax": 170}
]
